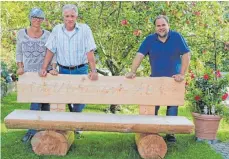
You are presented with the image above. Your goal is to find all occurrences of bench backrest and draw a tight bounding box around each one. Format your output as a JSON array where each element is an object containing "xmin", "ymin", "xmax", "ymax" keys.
[{"xmin": 17, "ymin": 72, "xmax": 185, "ymax": 106}]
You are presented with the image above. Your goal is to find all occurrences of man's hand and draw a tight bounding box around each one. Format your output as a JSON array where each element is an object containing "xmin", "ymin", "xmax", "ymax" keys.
[
  {"xmin": 172, "ymin": 74, "xmax": 185, "ymax": 82},
  {"xmin": 17, "ymin": 68, "xmax": 24, "ymax": 75},
  {"xmin": 39, "ymin": 69, "xmax": 47, "ymax": 77},
  {"xmin": 125, "ymin": 72, "xmax": 136, "ymax": 79},
  {"xmin": 49, "ymin": 69, "xmax": 59, "ymax": 76},
  {"xmin": 88, "ymin": 72, "xmax": 98, "ymax": 80}
]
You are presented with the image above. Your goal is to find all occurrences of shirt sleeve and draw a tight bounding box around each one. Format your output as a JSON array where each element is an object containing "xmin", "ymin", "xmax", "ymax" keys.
[
  {"xmin": 85, "ymin": 24, "xmax": 96, "ymax": 53},
  {"xmin": 45, "ymin": 26, "xmax": 57, "ymax": 54},
  {"xmin": 51, "ymin": 53, "xmax": 57, "ymax": 64},
  {"xmin": 16, "ymin": 30, "xmax": 23, "ymax": 62},
  {"xmin": 177, "ymin": 33, "xmax": 190, "ymax": 55},
  {"xmin": 137, "ymin": 36, "xmax": 150, "ymax": 56}
]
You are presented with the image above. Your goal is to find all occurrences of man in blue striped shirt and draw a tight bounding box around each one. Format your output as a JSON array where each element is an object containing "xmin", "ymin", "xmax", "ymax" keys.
[{"xmin": 40, "ymin": 4, "xmax": 98, "ymax": 114}]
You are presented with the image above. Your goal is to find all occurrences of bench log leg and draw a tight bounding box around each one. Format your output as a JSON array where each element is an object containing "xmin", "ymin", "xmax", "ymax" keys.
[
  {"xmin": 31, "ymin": 104, "xmax": 75, "ymax": 156},
  {"xmin": 135, "ymin": 133, "xmax": 167, "ymax": 159},
  {"xmin": 31, "ymin": 130, "xmax": 74, "ymax": 156},
  {"xmin": 135, "ymin": 105, "xmax": 167, "ymax": 159}
]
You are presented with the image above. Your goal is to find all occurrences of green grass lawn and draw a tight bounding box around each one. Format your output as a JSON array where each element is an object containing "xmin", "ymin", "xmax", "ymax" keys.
[{"xmin": 1, "ymin": 92, "xmax": 229, "ymax": 159}]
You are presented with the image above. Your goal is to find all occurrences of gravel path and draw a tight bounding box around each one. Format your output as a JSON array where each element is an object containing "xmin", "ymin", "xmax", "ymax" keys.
[{"xmin": 211, "ymin": 142, "xmax": 229, "ymax": 159}]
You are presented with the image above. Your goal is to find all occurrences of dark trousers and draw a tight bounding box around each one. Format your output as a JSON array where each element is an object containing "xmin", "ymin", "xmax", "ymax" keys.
[{"xmin": 155, "ymin": 106, "xmax": 178, "ymax": 116}]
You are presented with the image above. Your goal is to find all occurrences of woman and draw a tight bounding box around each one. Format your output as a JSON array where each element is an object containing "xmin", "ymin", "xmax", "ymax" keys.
[{"xmin": 16, "ymin": 8, "xmax": 56, "ymax": 143}]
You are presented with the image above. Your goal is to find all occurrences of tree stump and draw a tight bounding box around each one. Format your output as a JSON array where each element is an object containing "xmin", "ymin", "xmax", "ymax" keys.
[
  {"xmin": 135, "ymin": 133, "xmax": 167, "ymax": 159},
  {"xmin": 136, "ymin": 105, "xmax": 167, "ymax": 159},
  {"xmin": 31, "ymin": 130, "xmax": 74, "ymax": 156}
]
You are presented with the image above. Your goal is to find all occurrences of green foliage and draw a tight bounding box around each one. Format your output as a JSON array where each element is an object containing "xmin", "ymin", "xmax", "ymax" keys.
[
  {"xmin": 1, "ymin": 61, "xmax": 13, "ymax": 82},
  {"xmin": 1, "ymin": 2, "xmax": 228, "ymax": 75},
  {"xmin": 1, "ymin": 61, "xmax": 10, "ymax": 79},
  {"xmin": 1, "ymin": 77, "xmax": 7, "ymax": 97},
  {"xmin": 0, "ymin": 48, "xmax": 17, "ymax": 75},
  {"xmin": 1, "ymin": 61, "xmax": 14, "ymax": 97}
]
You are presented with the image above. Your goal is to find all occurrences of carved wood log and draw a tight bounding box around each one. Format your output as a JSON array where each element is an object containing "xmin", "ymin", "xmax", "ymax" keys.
[
  {"xmin": 136, "ymin": 105, "xmax": 167, "ymax": 159},
  {"xmin": 17, "ymin": 72, "xmax": 185, "ymax": 106},
  {"xmin": 31, "ymin": 104, "xmax": 74, "ymax": 156},
  {"xmin": 135, "ymin": 133, "xmax": 167, "ymax": 159},
  {"xmin": 5, "ymin": 110, "xmax": 194, "ymax": 134},
  {"xmin": 31, "ymin": 130, "xmax": 74, "ymax": 156}
]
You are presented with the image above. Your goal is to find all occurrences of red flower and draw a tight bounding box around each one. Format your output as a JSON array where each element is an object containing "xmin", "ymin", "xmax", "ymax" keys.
[
  {"xmin": 185, "ymin": 82, "xmax": 188, "ymax": 86},
  {"xmin": 191, "ymin": 73, "xmax": 195, "ymax": 79},
  {"xmin": 121, "ymin": 19, "xmax": 128, "ymax": 26},
  {"xmin": 194, "ymin": 11, "xmax": 201, "ymax": 16},
  {"xmin": 192, "ymin": 2, "xmax": 196, "ymax": 6},
  {"xmin": 203, "ymin": 74, "xmax": 209, "ymax": 80},
  {"xmin": 133, "ymin": 29, "xmax": 142, "ymax": 36},
  {"xmin": 222, "ymin": 93, "xmax": 228, "ymax": 101},
  {"xmin": 195, "ymin": 96, "xmax": 201, "ymax": 101},
  {"xmin": 216, "ymin": 70, "xmax": 222, "ymax": 78}
]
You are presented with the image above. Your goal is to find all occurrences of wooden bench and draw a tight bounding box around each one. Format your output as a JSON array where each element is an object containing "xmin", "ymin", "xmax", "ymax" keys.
[{"xmin": 4, "ymin": 72, "xmax": 194, "ymax": 159}]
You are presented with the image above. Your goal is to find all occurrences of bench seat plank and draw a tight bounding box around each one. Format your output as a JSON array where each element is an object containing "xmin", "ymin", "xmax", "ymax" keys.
[{"xmin": 5, "ymin": 110, "xmax": 194, "ymax": 134}]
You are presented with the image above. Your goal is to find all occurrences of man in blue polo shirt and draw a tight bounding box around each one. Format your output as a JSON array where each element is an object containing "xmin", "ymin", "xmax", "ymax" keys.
[{"xmin": 126, "ymin": 15, "xmax": 191, "ymax": 142}]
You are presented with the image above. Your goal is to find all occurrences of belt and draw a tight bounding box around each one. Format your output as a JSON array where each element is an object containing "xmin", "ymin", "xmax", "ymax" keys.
[{"xmin": 58, "ymin": 63, "xmax": 87, "ymax": 70}]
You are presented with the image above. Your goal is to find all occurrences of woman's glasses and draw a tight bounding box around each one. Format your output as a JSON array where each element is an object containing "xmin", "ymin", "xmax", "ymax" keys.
[{"xmin": 32, "ymin": 16, "xmax": 44, "ymax": 21}]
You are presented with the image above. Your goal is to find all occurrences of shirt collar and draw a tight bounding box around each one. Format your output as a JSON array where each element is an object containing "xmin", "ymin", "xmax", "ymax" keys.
[{"xmin": 62, "ymin": 23, "xmax": 79, "ymax": 31}]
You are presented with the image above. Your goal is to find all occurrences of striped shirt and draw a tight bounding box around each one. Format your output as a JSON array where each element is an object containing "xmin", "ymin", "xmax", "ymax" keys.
[{"xmin": 45, "ymin": 23, "xmax": 96, "ymax": 66}]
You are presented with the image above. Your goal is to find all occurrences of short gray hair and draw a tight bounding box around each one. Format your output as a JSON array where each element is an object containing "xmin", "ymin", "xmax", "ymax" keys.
[
  {"xmin": 62, "ymin": 4, "xmax": 78, "ymax": 16},
  {"xmin": 154, "ymin": 15, "xmax": 169, "ymax": 25}
]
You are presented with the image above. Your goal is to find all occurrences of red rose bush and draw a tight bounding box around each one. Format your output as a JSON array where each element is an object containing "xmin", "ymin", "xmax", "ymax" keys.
[{"xmin": 185, "ymin": 67, "xmax": 229, "ymax": 122}]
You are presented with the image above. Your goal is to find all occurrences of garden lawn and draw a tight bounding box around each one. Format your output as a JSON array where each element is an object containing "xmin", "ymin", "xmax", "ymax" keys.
[{"xmin": 1, "ymin": 92, "xmax": 229, "ymax": 159}]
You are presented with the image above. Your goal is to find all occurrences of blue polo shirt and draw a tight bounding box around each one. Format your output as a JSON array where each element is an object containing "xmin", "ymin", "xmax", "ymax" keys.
[{"xmin": 138, "ymin": 30, "xmax": 190, "ymax": 77}]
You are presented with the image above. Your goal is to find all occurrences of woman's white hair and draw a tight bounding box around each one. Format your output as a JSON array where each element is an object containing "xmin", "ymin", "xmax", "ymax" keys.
[{"xmin": 62, "ymin": 4, "xmax": 78, "ymax": 16}]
